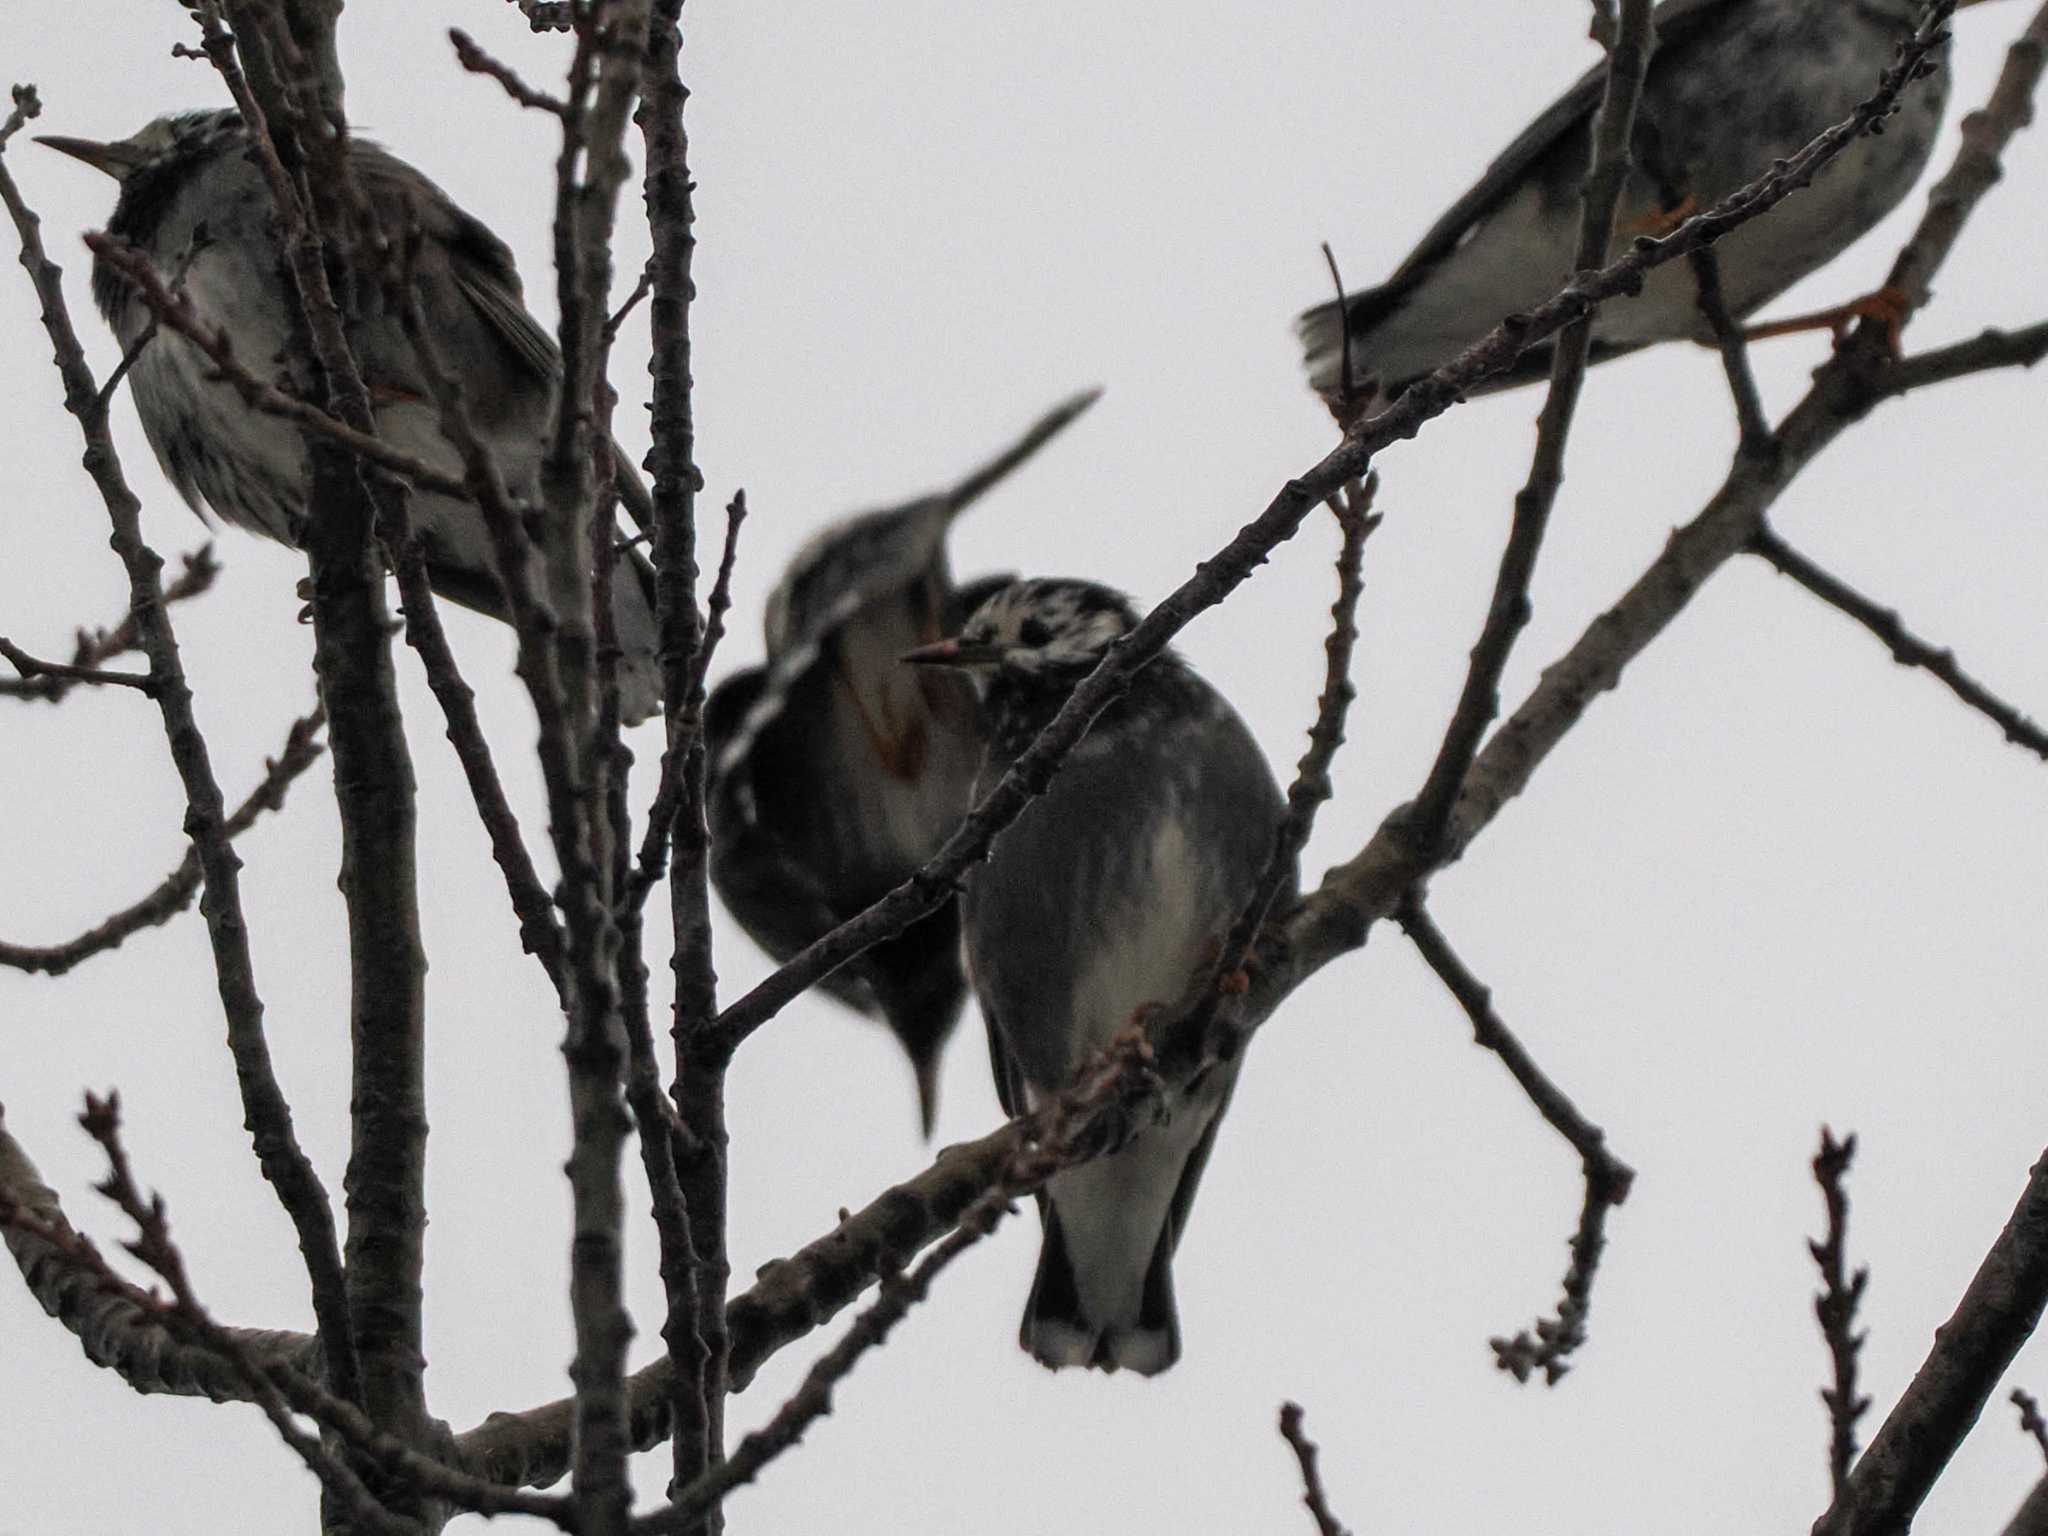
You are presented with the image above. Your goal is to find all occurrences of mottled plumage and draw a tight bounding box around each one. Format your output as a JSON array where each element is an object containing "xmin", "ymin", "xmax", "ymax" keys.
[
  {"xmin": 1300, "ymin": 0, "xmax": 1952, "ymax": 403},
  {"xmin": 705, "ymin": 392, "xmax": 1098, "ymax": 1135},
  {"xmin": 912, "ymin": 579, "xmax": 1286, "ymax": 1374},
  {"xmin": 45, "ymin": 110, "xmax": 664, "ymax": 720}
]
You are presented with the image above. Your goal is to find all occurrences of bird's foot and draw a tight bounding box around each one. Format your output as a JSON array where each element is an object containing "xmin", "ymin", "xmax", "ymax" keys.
[
  {"xmin": 1744, "ymin": 285, "xmax": 1913, "ymax": 357},
  {"xmin": 1623, "ymin": 193, "xmax": 1698, "ymax": 240}
]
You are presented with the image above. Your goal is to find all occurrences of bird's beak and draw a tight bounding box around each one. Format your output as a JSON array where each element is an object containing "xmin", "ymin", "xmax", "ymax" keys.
[
  {"xmin": 901, "ymin": 638, "xmax": 1001, "ymax": 669},
  {"xmin": 34, "ymin": 135, "xmax": 147, "ymax": 180}
]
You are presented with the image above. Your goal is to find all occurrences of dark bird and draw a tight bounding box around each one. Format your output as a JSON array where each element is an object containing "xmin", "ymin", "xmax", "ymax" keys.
[
  {"xmin": 906, "ymin": 579, "xmax": 1286, "ymax": 1374},
  {"xmin": 1299, "ymin": 0, "xmax": 1976, "ymax": 410},
  {"xmin": 705, "ymin": 391, "xmax": 1100, "ymax": 1136},
  {"xmin": 41, "ymin": 109, "xmax": 665, "ymax": 721}
]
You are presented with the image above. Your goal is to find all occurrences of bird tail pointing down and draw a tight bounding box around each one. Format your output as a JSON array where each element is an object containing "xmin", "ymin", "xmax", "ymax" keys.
[{"xmin": 1021, "ymin": 1204, "xmax": 1180, "ymax": 1377}]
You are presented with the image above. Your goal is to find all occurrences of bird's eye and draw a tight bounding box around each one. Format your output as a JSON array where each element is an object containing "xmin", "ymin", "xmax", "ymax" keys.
[{"xmin": 1019, "ymin": 618, "xmax": 1051, "ymax": 647}]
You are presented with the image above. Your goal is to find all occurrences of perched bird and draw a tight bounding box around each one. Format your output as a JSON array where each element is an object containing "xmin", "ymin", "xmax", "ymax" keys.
[
  {"xmin": 1299, "ymin": 0, "xmax": 1973, "ymax": 409},
  {"xmin": 41, "ymin": 109, "xmax": 664, "ymax": 721},
  {"xmin": 705, "ymin": 391, "xmax": 1099, "ymax": 1136},
  {"xmin": 906, "ymin": 579, "xmax": 1287, "ymax": 1374}
]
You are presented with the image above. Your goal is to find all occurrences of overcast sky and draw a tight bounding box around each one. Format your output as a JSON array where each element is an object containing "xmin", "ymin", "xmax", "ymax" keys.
[{"xmin": 4, "ymin": 3, "xmax": 2046, "ymax": 1532}]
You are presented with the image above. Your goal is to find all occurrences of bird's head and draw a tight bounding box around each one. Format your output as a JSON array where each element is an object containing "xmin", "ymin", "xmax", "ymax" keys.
[
  {"xmin": 902, "ymin": 578, "xmax": 1138, "ymax": 681},
  {"xmin": 36, "ymin": 110, "xmax": 243, "ymax": 184}
]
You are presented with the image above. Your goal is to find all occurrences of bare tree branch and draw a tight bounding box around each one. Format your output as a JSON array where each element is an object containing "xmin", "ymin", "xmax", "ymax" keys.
[
  {"xmin": 449, "ymin": 26, "xmax": 568, "ymax": 115},
  {"xmin": 0, "ymin": 637, "xmax": 155, "ymax": 694},
  {"xmin": 1811, "ymin": 1147, "xmax": 2048, "ymax": 1536},
  {"xmin": 637, "ymin": 2, "xmax": 728, "ymax": 1517},
  {"xmin": 531, "ymin": 10, "xmax": 658, "ymax": 1532},
  {"xmin": 1405, "ymin": 0, "xmax": 1657, "ymax": 856},
  {"xmin": 0, "ymin": 545, "xmax": 218, "ymax": 704},
  {"xmin": 628, "ymin": 491, "xmax": 741, "ymax": 909},
  {"xmin": 0, "ymin": 706, "xmax": 325, "ymax": 976},
  {"xmin": 447, "ymin": 17, "xmax": 2024, "ymax": 1481},
  {"xmin": 74, "ymin": 1092, "xmax": 423, "ymax": 1536},
  {"xmin": 1203, "ymin": 477, "xmax": 1378, "ymax": 1015},
  {"xmin": 1393, "ymin": 895, "xmax": 1634, "ymax": 1383},
  {"xmin": 1279, "ymin": 1402, "xmax": 1354, "ymax": 1536},
  {"xmin": 1882, "ymin": 2, "xmax": 2048, "ymax": 324},
  {"xmin": 1876, "ymin": 319, "xmax": 2048, "ymax": 393},
  {"xmin": 1689, "ymin": 241, "xmax": 1774, "ymax": 451},
  {"xmin": 635, "ymin": 1194, "xmax": 1010, "ymax": 1534},
  {"xmin": 0, "ymin": 82, "xmax": 360, "ymax": 1408},
  {"xmin": 0, "ymin": 1102, "xmax": 322, "ymax": 1399},
  {"xmin": 1811, "ymin": 1129, "xmax": 1873, "ymax": 1496},
  {"xmin": 1750, "ymin": 523, "xmax": 2048, "ymax": 762},
  {"xmin": 2014, "ymin": 1389, "xmax": 2048, "ymax": 1464}
]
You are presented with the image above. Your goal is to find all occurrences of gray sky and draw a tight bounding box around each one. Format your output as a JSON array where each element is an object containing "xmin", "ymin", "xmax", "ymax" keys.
[{"xmin": 4, "ymin": 2, "xmax": 2046, "ymax": 1532}]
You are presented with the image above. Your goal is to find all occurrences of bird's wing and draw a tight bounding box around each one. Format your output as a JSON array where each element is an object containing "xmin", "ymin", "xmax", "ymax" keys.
[
  {"xmin": 707, "ymin": 669, "xmax": 868, "ymax": 973},
  {"xmin": 352, "ymin": 144, "xmax": 561, "ymax": 384},
  {"xmin": 981, "ymin": 999, "xmax": 1034, "ymax": 1122},
  {"xmin": 1302, "ymin": 0, "xmax": 1741, "ymax": 338},
  {"xmin": 1162, "ymin": 1066, "xmax": 1238, "ymax": 1258},
  {"xmin": 354, "ymin": 144, "xmax": 659, "ymax": 535}
]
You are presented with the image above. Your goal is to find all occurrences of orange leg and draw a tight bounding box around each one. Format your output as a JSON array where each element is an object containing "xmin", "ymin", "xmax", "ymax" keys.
[
  {"xmin": 1744, "ymin": 284, "xmax": 1914, "ymax": 356},
  {"xmin": 1622, "ymin": 193, "xmax": 1699, "ymax": 241}
]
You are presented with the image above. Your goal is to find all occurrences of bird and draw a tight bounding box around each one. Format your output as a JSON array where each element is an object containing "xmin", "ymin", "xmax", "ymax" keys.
[
  {"xmin": 705, "ymin": 390, "xmax": 1100, "ymax": 1136},
  {"xmin": 1299, "ymin": 0, "xmax": 1974, "ymax": 412},
  {"xmin": 905, "ymin": 578, "xmax": 1287, "ymax": 1374},
  {"xmin": 40, "ymin": 109, "xmax": 665, "ymax": 722}
]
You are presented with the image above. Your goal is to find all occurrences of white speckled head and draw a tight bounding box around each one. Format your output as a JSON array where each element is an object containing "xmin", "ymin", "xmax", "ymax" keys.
[{"xmin": 912, "ymin": 578, "xmax": 1139, "ymax": 678}]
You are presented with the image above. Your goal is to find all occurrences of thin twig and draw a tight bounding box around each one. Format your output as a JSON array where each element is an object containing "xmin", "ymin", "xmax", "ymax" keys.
[
  {"xmin": 1395, "ymin": 894, "xmax": 1635, "ymax": 1383},
  {"xmin": 1812, "ymin": 1147, "xmax": 2048, "ymax": 1536},
  {"xmin": 4, "ymin": 1100, "xmax": 572, "ymax": 1525},
  {"xmin": 449, "ymin": 27, "xmax": 567, "ymax": 115},
  {"xmin": 633, "ymin": 1035, "xmax": 1150, "ymax": 1535},
  {"xmin": 1279, "ymin": 1403, "xmax": 1353, "ymax": 1536},
  {"xmin": 605, "ymin": 259, "xmax": 654, "ymax": 341},
  {"xmin": 1189, "ymin": 477, "xmax": 1378, "ymax": 1057},
  {"xmin": 628, "ymin": 490, "xmax": 743, "ymax": 909},
  {"xmin": 1, "ymin": 1102, "xmax": 323, "ymax": 1400},
  {"xmin": 2016, "ymin": 1390, "xmax": 2048, "ymax": 1465},
  {"xmin": 634, "ymin": 1198, "xmax": 1009, "ymax": 1534},
  {"xmin": 0, "ymin": 706, "xmax": 324, "ymax": 975},
  {"xmin": 2, "ymin": 548, "xmax": 219, "ymax": 703},
  {"xmin": 1877, "ymin": 319, "xmax": 2048, "ymax": 394},
  {"xmin": 1403, "ymin": 0, "xmax": 1656, "ymax": 859},
  {"xmin": 1689, "ymin": 241, "xmax": 1774, "ymax": 451},
  {"xmin": 1811, "ymin": 1129, "xmax": 1873, "ymax": 1496},
  {"xmin": 1750, "ymin": 522, "xmax": 2048, "ymax": 762},
  {"xmin": 75, "ymin": 1094, "xmax": 418, "ymax": 1536},
  {"xmin": 0, "ymin": 637, "xmax": 155, "ymax": 694}
]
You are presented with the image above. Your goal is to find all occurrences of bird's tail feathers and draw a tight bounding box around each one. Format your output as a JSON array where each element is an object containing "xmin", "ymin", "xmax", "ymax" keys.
[{"xmin": 1020, "ymin": 1206, "xmax": 1180, "ymax": 1377}]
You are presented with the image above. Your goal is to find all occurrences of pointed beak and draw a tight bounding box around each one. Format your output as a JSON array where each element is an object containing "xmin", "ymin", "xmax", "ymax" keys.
[
  {"xmin": 901, "ymin": 637, "xmax": 1002, "ymax": 669},
  {"xmin": 34, "ymin": 135, "xmax": 145, "ymax": 180}
]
